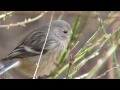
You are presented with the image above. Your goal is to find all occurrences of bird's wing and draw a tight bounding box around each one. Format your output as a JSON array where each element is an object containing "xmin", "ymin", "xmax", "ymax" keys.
[
  {"xmin": 1, "ymin": 44, "xmax": 48, "ymax": 61},
  {"xmin": 1, "ymin": 26, "xmax": 49, "ymax": 61}
]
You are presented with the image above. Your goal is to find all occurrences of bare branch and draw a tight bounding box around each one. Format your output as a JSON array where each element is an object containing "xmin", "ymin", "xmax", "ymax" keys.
[
  {"xmin": 0, "ymin": 11, "xmax": 14, "ymax": 19},
  {"xmin": 32, "ymin": 11, "xmax": 54, "ymax": 79},
  {"xmin": 0, "ymin": 11, "xmax": 47, "ymax": 29}
]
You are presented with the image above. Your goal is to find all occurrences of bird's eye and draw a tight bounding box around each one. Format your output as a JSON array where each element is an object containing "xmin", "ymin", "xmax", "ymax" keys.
[{"xmin": 63, "ymin": 30, "xmax": 68, "ymax": 34}]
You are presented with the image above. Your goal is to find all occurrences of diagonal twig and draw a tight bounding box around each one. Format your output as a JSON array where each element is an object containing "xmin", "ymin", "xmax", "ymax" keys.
[{"xmin": 32, "ymin": 11, "xmax": 54, "ymax": 79}]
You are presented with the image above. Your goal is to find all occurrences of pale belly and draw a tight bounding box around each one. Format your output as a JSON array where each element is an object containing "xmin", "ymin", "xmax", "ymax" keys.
[{"xmin": 14, "ymin": 53, "xmax": 60, "ymax": 78}]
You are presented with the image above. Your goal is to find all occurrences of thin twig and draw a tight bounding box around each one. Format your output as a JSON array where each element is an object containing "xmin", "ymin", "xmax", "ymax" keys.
[
  {"xmin": 94, "ymin": 65, "xmax": 120, "ymax": 79},
  {"xmin": 0, "ymin": 11, "xmax": 14, "ymax": 19},
  {"xmin": 0, "ymin": 11, "xmax": 47, "ymax": 28},
  {"xmin": 74, "ymin": 11, "xmax": 115, "ymax": 58},
  {"xmin": 71, "ymin": 41, "xmax": 79, "ymax": 52},
  {"xmin": 98, "ymin": 16, "xmax": 120, "ymax": 78},
  {"xmin": 75, "ymin": 25, "xmax": 120, "ymax": 79},
  {"xmin": 66, "ymin": 41, "xmax": 79, "ymax": 79},
  {"xmin": 32, "ymin": 11, "xmax": 54, "ymax": 79},
  {"xmin": 73, "ymin": 73, "xmax": 88, "ymax": 79},
  {"xmin": 58, "ymin": 11, "xmax": 65, "ymax": 20}
]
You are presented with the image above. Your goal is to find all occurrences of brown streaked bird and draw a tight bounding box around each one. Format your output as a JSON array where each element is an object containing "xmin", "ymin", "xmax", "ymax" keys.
[{"xmin": 0, "ymin": 20, "xmax": 72, "ymax": 79}]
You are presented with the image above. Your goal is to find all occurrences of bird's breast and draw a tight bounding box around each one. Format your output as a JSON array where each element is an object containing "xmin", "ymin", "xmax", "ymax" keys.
[{"xmin": 14, "ymin": 50, "xmax": 61, "ymax": 78}]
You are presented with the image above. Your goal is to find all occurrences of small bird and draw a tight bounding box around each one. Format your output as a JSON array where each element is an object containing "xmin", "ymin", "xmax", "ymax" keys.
[{"xmin": 0, "ymin": 20, "xmax": 72, "ymax": 79}]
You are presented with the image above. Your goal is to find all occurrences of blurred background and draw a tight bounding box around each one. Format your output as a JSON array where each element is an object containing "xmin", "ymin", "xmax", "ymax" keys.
[{"xmin": 0, "ymin": 11, "xmax": 120, "ymax": 79}]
